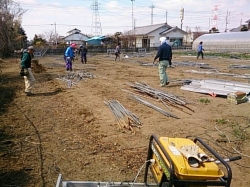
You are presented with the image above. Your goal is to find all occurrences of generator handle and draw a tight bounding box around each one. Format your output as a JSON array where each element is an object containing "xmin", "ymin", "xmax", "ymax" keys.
[
  {"xmin": 194, "ymin": 137, "xmax": 232, "ymax": 187},
  {"xmin": 228, "ymin": 155, "xmax": 242, "ymax": 162},
  {"xmin": 55, "ymin": 174, "xmax": 62, "ymax": 187},
  {"xmin": 144, "ymin": 134, "xmax": 175, "ymax": 187}
]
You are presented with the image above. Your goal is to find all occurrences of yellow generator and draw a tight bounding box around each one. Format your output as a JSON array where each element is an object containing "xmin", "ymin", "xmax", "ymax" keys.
[
  {"xmin": 143, "ymin": 135, "xmax": 241, "ymax": 187},
  {"xmin": 55, "ymin": 134, "xmax": 241, "ymax": 187}
]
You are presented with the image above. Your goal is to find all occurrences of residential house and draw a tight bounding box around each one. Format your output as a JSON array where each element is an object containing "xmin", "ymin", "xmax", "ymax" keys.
[
  {"xmin": 230, "ymin": 19, "xmax": 250, "ymax": 32},
  {"xmin": 62, "ymin": 28, "xmax": 90, "ymax": 45},
  {"xmin": 160, "ymin": 26, "xmax": 187, "ymax": 47},
  {"xmin": 122, "ymin": 23, "xmax": 187, "ymax": 48}
]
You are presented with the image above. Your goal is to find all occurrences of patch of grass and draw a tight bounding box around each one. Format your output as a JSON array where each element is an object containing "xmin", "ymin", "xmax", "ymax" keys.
[
  {"xmin": 215, "ymin": 118, "xmax": 227, "ymax": 124},
  {"xmin": 218, "ymin": 133, "xmax": 226, "ymax": 138},
  {"xmin": 215, "ymin": 118, "xmax": 249, "ymax": 141},
  {"xmin": 199, "ymin": 98, "xmax": 210, "ymax": 104},
  {"xmin": 228, "ymin": 122, "xmax": 248, "ymax": 141}
]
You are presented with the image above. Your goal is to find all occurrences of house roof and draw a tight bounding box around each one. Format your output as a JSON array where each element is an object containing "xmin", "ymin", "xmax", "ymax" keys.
[
  {"xmin": 230, "ymin": 25, "xmax": 249, "ymax": 32},
  {"xmin": 63, "ymin": 32, "xmax": 90, "ymax": 41},
  {"xmin": 245, "ymin": 19, "xmax": 250, "ymax": 23},
  {"xmin": 67, "ymin": 28, "xmax": 81, "ymax": 34},
  {"xmin": 160, "ymin": 26, "xmax": 187, "ymax": 35},
  {"xmin": 230, "ymin": 26, "xmax": 242, "ymax": 32},
  {"xmin": 129, "ymin": 23, "xmax": 172, "ymax": 35}
]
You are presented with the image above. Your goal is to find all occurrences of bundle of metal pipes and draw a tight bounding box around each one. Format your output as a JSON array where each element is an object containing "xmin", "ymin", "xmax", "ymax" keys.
[
  {"xmin": 124, "ymin": 82, "xmax": 194, "ymax": 116},
  {"xmin": 104, "ymin": 99, "xmax": 142, "ymax": 131},
  {"xmin": 56, "ymin": 70, "xmax": 95, "ymax": 88},
  {"xmin": 129, "ymin": 94, "xmax": 179, "ymax": 119}
]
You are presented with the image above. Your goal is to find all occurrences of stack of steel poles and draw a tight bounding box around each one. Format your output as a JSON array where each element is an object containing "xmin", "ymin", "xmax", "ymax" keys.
[
  {"xmin": 124, "ymin": 82, "xmax": 194, "ymax": 117},
  {"xmin": 104, "ymin": 99, "xmax": 142, "ymax": 131},
  {"xmin": 129, "ymin": 94, "xmax": 179, "ymax": 119}
]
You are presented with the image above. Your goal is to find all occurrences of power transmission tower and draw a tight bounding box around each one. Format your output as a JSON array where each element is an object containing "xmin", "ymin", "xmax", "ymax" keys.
[
  {"xmin": 149, "ymin": 3, "xmax": 155, "ymax": 25},
  {"xmin": 91, "ymin": 0, "xmax": 102, "ymax": 36},
  {"xmin": 211, "ymin": 5, "xmax": 219, "ymax": 30}
]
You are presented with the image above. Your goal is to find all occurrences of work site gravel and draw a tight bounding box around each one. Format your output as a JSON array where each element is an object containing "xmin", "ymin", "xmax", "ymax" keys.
[{"xmin": 0, "ymin": 52, "xmax": 250, "ymax": 187}]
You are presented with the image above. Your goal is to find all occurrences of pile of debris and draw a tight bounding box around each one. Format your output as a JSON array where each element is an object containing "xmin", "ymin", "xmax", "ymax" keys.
[
  {"xmin": 229, "ymin": 64, "xmax": 250, "ymax": 69},
  {"xmin": 56, "ymin": 70, "xmax": 95, "ymax": 88},
  {"xmin": 174, "ymin": 61, "xmax": 211, "ymax": 67},
  {"xmin": 185, "ymin": 69, "xmax": 250, "ymax": 79},
  {"xmin": 32, "ymin": 59, "xmax": 46, "ymax": 73},
  {"xmin": 104, "ymin": 99, "xmax": 142, "ymax": 132},
  {"xmin": 139, "ymin": 61, "xmax": 217, "ymax": 70},
  {"xmin": 173, "ymin": 61, "xmax": 219, "ymax": 70}
]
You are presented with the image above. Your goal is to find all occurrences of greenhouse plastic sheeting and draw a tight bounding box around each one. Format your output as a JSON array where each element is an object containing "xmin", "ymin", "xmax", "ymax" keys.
[{"xmin": 192, "ymin": 31, "xmax": 250, "ymax": 53}]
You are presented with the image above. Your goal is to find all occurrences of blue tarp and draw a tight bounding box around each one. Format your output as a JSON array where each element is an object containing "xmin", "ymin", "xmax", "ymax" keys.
[{"xmin": 86, "ymin": 36, "xmax": 107, "ymax": 45}]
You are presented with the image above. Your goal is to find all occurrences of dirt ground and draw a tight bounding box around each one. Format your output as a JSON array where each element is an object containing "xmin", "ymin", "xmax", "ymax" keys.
[{"xmin": 0, "ymin": 51, "xmax": 250, "ymax": 187}]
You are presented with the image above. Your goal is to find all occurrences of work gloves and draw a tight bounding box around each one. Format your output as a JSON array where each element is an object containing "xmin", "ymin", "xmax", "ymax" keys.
[
  {"xmin": 20, "ymin": 68, "xmax": 28, "ymax": 76},
  {"xmin": 66, "ymin": 57, "xmax": 74, "ymax": 62},
  {"xmin": 179, "ymin": 145, "xmax": 214, "ymax": 168}
]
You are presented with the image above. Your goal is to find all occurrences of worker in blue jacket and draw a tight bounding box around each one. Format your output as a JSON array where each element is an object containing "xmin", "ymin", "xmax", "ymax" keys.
[
  {"xmin": 65, "ymin": 43, "xmax": 77, "ymax": 71},
  {"xmin": 197, "ymin": 41, "xmax": 205, "ymax": 59}
]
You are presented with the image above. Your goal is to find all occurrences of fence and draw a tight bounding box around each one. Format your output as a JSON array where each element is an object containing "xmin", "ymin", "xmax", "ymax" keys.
[{"xmin": 36, "ymin": 45, "xmax": 198, "ymax": 57}]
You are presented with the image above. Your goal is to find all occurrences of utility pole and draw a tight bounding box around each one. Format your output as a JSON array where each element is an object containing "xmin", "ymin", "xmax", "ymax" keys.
[
  {"xmin": 240, "ymin": 13, "xmax": 243, "ymax": 25},
  {"xmin": 180, "ymin": 7, "xmax": 184, "ymax": 30},
  {"xmin": 131, "ymin": 0, "xmax": 135, "ymax": 49},
  {"xmin": 51, "ymin": 22, "xmax": 57, "ymax": 48},
  {"xmin": 54, "ymin": 22, "xmax": 57, "ymax": 48},
  {"xmin": 225, "ymin": 10, "xmax": 230, "ymax": 32},
  {"xmin": 134, "ymin": 19, "xmax": 136, "ymax": 35},
  {"xmin": 149, "ymin": 3, "xmax": 155, "ymax": 25},
  {"xmin": 165, "ymin": 10, "xmax": 168, "ymax": 23},
  {"xmin": 209, "ymin": 18, "xmax": 210, "ymax": 31},
  {"xmin": 131, "ymin": 0, "xmax": 135, "ymax": 31}
]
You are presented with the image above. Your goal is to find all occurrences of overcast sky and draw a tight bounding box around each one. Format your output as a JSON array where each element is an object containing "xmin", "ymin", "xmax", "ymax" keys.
[{"xmin": 17, "ymin": 0, "xmax": 250, "ymax": 40}]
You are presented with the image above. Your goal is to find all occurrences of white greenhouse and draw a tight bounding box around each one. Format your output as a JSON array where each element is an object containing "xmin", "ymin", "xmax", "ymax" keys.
[{"xmin": 192, "ymin": 31, "xmax": 250, "ymax": 53}]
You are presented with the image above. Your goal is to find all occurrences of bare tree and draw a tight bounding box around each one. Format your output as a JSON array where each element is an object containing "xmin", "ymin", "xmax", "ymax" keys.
[
  {"xmin": 43, "ymin": 29, "xmax": 58, "ymax": 45},
  {"xmin": 121, "ymin": 29, "xmax": 135, "ymax": 49},
  {"xmin": 0, "ymin": 0, "xmax": 26, "ymax": 58}
]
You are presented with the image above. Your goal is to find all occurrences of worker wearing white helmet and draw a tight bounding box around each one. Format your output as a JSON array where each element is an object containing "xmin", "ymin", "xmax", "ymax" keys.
[{"xmin": 153, "ymin": 37, "xmax": 172, "ymax": 87}]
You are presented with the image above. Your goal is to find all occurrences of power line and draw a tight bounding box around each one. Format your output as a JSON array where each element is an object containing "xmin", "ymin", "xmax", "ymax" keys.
[{"xmin": 19, "ymin": 0, "xmax": 249, "ymax": 37}]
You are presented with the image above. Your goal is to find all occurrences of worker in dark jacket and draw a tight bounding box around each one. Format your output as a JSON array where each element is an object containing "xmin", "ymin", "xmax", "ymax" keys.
[
  {"xmin": 153, "ymin": 37, "xmax": 172, "ymax": 87},
  {"xmin": 20, "ymin": 46, "xmax": 35, "ymax": 96},
  {"xmin": 79, "ymin": 44, "xmax": 88, "ymax": 64},
  {"xmin": 115, "ymin": 43, "xmax": 121, "ymax": 61}
]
